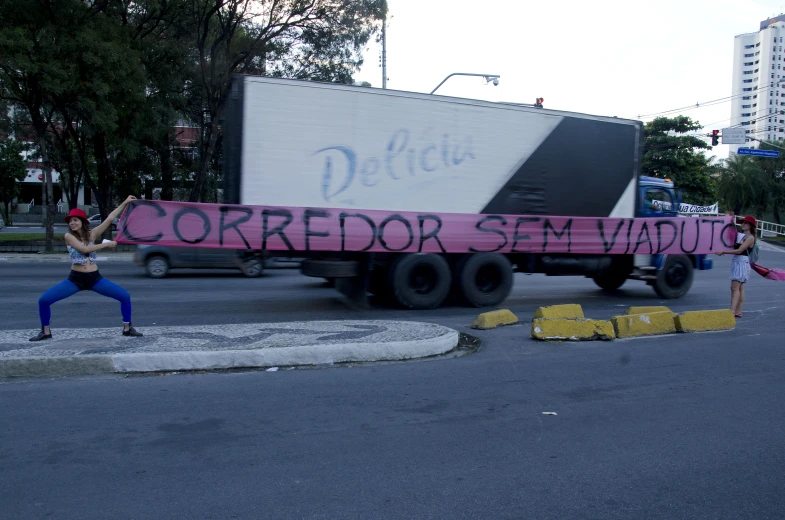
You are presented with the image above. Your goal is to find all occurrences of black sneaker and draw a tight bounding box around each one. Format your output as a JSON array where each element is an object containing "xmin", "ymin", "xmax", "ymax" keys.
[
  {"xmin": 122, "ymin": 323, "xmax": 143, "ymax": 337},
  {"xmin": 29, "ymin": 328, "xmax": 52, "ymax": 342}
]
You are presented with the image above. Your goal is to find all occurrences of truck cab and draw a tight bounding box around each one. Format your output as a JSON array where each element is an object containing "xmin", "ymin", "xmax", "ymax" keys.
[
  {"xmin": 638, "ymin": 176, "xmax": 679, "ymax": 218},
  {"xmin": 627, "ymin": 176, "xmax": 713, "ymax": 299}
]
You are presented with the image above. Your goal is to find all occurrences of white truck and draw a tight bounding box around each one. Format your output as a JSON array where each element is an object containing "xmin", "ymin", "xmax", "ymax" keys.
[{"xmin": 218, "ymin": 75, "xmax": 715, "ymax": 309}]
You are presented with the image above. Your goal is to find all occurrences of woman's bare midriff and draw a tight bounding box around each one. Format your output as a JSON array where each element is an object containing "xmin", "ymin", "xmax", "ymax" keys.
[{"xmin": 70, "ymin": 261, "xmax": 99, "ymax": 273}]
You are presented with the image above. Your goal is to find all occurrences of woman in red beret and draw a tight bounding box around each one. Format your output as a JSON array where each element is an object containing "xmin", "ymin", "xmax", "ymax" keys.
[
  {"xmin": 29, "ymin": 195, "xmax": 143, "ymax": 341},
  {"xmin": 716, "ymin": 216, "xmax": 757, "ymax": 318}
]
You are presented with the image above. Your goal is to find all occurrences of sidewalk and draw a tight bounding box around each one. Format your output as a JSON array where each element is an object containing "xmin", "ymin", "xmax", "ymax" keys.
[{"xmin": 0, "ymin": 320, "xmax": 462, "ymax": 378}]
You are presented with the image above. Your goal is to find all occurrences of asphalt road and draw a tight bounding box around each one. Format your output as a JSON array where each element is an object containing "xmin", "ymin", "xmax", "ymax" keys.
[{"xmin": 2, "ymin": 254, "xmax": 785, "ymax": 519}]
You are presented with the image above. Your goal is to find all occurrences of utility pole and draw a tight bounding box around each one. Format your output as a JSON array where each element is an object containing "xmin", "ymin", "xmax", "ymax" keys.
[{"xmin": 381, "ymin": 16, "xmax": 387, "ymax": 89}]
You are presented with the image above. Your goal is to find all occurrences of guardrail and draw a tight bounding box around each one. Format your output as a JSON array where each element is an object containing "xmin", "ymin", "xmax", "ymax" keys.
[{"xmin": 735, "ymin": 216, "xmax": 785, "ymax": 238}]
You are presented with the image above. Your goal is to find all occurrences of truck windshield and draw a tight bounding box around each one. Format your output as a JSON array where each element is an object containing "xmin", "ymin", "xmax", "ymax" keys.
[{"xmin": 644, "ymin": 188, "xmax": 674, "ymax": 212}]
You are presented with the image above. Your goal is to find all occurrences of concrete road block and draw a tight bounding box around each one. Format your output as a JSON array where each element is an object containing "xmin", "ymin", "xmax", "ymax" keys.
[
  {"xmin": 531, "ymin": 318, "xmax": 615, "ymax": 341},
  {"xmin": 612, "ymin": 312, "xmax": 676, "ymax": 338},
  {"xmin": 533, "ymin": 304, "xmax": 584, "ymax": 320},
  {"xmin": 675, "ymin": 310, "xmax": 736, "ymax": 332},
  {"xmin": 625, "ymin": 306, "xmax": 673, "ymax": 315},
  {"xmin": 471, "ymin": 309, "xmax": 519, "ymax": 330}
]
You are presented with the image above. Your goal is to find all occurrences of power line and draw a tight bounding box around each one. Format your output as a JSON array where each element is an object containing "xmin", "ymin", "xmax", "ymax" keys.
[{"xmin": 635, "ymin": 78, "xmax": 785, "ymax": 121}]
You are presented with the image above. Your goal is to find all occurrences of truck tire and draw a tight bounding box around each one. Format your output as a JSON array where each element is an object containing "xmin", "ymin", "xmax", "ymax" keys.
[
  {"xmin": 592, "ymin": 259, "xmax": 632, "ymax": 292},
  {"xmin": 455, "ymin": 253, "xmax": 514, "ymax": 307},
  {"xmin": 145, "ymin": 255, "xmax": 169, "ymax": 279},
  {"xmin": 653, "ymin": 255, "xmax": 694, "ymax": 299},
  {"xmin": 301, "ymin": 259, "xmax": 360, "ymax": 278},
  {"xmin": 368, "ymin": 267, "xmax": 389, "ymax": 296},
  {"xmin": 388, "ymin": 254, "xmax": 452, "ymax": 310}
]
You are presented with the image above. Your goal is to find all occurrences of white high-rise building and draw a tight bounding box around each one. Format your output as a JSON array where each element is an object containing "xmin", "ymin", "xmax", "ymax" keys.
[{"xmin": 730, "ymin": 15, "xmax": 785, "ymax": 153}]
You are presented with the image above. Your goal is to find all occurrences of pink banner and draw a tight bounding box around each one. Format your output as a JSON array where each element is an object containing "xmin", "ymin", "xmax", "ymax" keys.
[{"xmin": 116, "ymin": 200, "xmax": 737, "ymax": 255}]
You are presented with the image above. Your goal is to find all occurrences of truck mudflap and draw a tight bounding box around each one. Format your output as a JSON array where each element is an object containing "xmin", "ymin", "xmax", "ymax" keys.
[{"xmin": 695, "ymin": 254, "xmax": 713, "ymax": 271}]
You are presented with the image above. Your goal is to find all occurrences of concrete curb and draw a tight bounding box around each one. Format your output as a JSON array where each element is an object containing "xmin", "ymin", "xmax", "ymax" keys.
[
  {"xmin": 533, "ymin": 304, "xmax": 584, "ymax": 320},
  {"xmin": 528, "ymin": 304, "xmax": 735, "ymax": 342},
  {"xmin": 612, "ymin": 311, "xmax": 676, "ymax": 339},
  {"xmin": 0, "ymin": 356, "xmax": 115, "ymax": 378},
  {"xmin": 675, "ymin": 310, "xmax": 736, "ymax": 332},
  {"xmin": 470, "ymin": 309, "xmax": 519, "ymax": 330},
  {"xmin": 531, "ymin": 318, "xmax": 615, "ymax": 341},
  {"xmin": 0, "ymin": 322, "xmax": 461, "ymax": 378}
]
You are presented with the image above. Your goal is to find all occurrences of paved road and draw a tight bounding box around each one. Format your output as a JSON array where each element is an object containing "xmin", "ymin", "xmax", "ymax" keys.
[
  {"xmin": 1, "ymin": 251, "xmax": 784, "ymax": 331},
  {"xmin": 2, "ymin": 256, "xmax": 785, "ymax": 519}
]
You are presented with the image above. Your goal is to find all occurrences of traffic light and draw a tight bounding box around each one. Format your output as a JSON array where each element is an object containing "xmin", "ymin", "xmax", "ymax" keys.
[
  {"xmin": 711, "ymin": 129, "xmax": 719, "ymax": 146},
  {"xmin": 534, "ymin": 97, "xmax": 544, "ymax": 108}
]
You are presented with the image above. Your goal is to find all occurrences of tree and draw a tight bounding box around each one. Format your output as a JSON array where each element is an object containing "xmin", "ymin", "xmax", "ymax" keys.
[
  {"xmin": 186, "ymin": 0, "xmax": 387, "ymax": 201},
  {"xmin": 642, "ymin": 116, "xmax": 716, "ymax": 204},
  {"xmin": 716, "ymin": 142, "xmax": 785, "ymax": 223},
  {"xmin": 0, "ymin": 138, "xmax": 27, "ymax": 225},
  {"xmin": 0, "ymin": 0, "xmax": 65, "ymax": 250}
]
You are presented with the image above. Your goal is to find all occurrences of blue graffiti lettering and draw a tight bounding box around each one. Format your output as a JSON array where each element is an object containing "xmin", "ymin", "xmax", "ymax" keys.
[
  {"xmin": 317, "ymin": 146, "xmax": 356, "ymax": 202},
  {"xmin": 316, "ymin": 130, "xmax": 476, "ymax": 202}
]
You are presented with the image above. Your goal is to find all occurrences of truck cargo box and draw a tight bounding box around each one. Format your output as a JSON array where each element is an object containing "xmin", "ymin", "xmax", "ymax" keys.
[{"xmin": 223, "ymin": 76, "xmax": 642, "ymax": 219}]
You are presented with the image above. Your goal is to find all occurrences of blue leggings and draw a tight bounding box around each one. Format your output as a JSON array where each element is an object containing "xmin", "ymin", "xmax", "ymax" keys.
[{"xmin": 38, "ymin": 277, "xmax": 132, "ymax": 326}]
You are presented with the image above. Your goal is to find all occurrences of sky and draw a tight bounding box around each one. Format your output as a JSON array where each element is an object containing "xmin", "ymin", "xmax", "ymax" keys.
[{"xmin": 352, "ymin": 0, "xmax": 783, "ymax": 160}]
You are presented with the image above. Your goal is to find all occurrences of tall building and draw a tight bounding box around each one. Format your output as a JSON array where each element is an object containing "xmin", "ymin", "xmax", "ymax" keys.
[{"xmin": 730, "ymin": 15, "xmax": 785, "ymax": 153}]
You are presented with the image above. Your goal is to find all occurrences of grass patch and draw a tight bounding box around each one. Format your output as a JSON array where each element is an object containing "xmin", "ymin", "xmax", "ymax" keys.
[{"xmin": 763, "ymin": 235, "xmax": 785, "ymax": 243}]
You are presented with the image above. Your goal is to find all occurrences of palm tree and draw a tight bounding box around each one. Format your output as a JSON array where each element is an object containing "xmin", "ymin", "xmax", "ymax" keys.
[{"xmin": 715, "ymin": 154, "xmax": 767, "ymax": 216}]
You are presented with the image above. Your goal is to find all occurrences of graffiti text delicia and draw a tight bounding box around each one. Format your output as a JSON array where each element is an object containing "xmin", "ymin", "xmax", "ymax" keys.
[{"xmin": 316, "ymin": 129, "xmax": 476, "ymax": 202}]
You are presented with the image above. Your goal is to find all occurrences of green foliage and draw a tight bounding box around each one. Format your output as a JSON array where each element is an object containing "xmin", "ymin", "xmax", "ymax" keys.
[
  {"xmin": 642, "ymin": 116, "xmax": 716, "ymax": 204},
  {"xmin": 716, "ymin": 141, "xmax": 785, "ymax": 223},
  {"xmin": 0, "ymin": 139, "xmax": 27, "ymax": 224},
  {"xmin": 0, "ymin": 0, "xmax": 388, "ymax": 210}
]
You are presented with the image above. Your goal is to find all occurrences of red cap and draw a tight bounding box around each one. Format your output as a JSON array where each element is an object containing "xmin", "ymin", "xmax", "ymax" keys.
[
  {"xmin": 64, "ymin": 208, "xmax": 88, "ymax": 223},
  {"xmin": 742, "ymin": 216, "xmax": 757, "ymax": 228}
]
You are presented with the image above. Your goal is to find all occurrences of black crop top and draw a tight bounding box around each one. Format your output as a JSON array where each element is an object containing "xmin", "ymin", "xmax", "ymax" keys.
[{"xmin": 734, "ymin": 234, "xmax": 753, "ymax": 256}]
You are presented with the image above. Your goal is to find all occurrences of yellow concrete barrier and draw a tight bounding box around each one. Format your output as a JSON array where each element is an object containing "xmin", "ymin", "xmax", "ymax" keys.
[
  {"xmin": 471, "ymin": 309, "xmax": 519, "ymax": 330},
  {"xmin": 611, "ymin": 312, "xmax": 676, "ymax": 339},
  {"xmin": 625, "ymin": 306, "xmax": 673, "ymax": 315},
  {"xmin": 675, "ymin": 310, "xmax": 736, "ymax": 332},
  {"xmin": 531, "ymin": 318, "xmax": 615, "ymax": 341},
  {"xmin": 533, "ymin": 304, "xmax": 584, "ymax": 320}
]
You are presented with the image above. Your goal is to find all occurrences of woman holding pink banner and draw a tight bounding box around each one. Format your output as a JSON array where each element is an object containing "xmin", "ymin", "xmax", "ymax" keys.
[
  {"xmin": 716, "ymin": 216, "xmax": 757, "ymax": 318},
  {"xmin": 29, "ymin": 196, "xmax": 143, "ymax": 341}
]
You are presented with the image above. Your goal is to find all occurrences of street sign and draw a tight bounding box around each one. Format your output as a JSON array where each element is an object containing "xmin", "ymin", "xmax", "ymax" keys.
[
  {"xmin": 737, "ymin": 148, "xmax": 780, "ymax": 158},
  {"xmin": 721, "ymin": 127, "xmax": 746, "ymax": 145}
]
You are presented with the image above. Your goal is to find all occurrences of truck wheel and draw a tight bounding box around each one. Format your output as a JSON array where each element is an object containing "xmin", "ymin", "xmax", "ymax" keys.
[
  {"xmin": 592, "ymin": 261, "xmax": 632, "ymax": 292},
  {"xmin": 388, "ymin": 254, "xmax": 451, "ymax": 310},
  {"xmin": 145, "ymin": 255, "xmax": 169, "ymax": 279},
  {"xmin": 368, "ymin": 267, "xmax": 389, "ymax": 296},
  {"xmin": 653, "ymin": 255, "xmax": 694, "ymax": 299},
  {"xmin": 455, "ymin": 253, "xmax": 514, "ymax": 307}
]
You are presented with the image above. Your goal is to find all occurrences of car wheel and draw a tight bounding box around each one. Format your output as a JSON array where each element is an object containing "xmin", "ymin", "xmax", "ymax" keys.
[
  {"xmin": 242, "ymin": 257, "xmax": 264, "ymax": 278},
  {"xmin": 145, "ymin": 255, "xmax": 169, "ymax": 279}
]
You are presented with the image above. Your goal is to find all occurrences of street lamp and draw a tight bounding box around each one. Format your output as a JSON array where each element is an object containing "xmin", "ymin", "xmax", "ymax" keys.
[{"xmin": 430, "ymin": 73, "xmax": 501, "ymax": 94}]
